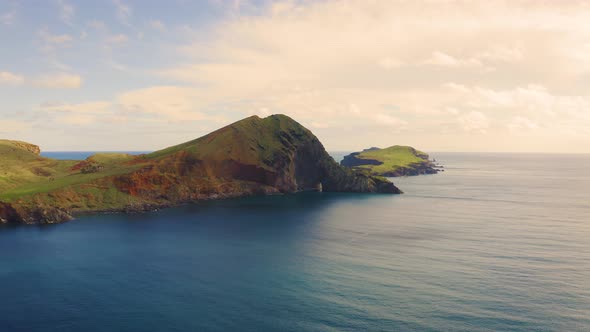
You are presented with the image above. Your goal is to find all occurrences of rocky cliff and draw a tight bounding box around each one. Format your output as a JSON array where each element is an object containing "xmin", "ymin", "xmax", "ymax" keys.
[{"xmin": 0, "ymin": 140, "xmax": 41, "ymax": 155}]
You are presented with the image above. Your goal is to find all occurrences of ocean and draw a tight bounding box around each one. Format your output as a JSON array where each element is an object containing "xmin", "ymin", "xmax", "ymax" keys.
[
  {"xmin": 1, "ymin": 153, "xmax": 589, "ymax": 331},
  {"xmin": 40, "ymin": 151, "xmax": 149, "ymax": 160}
]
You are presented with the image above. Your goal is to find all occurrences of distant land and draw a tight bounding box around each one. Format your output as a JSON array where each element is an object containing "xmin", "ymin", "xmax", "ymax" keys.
[
  {"xmin": 341, "ymin": 146, "xmax": 442, "ymax": 177},
  {"xmin": 0, "ymin": 114, "xmax": 401, "ymax": 224}
]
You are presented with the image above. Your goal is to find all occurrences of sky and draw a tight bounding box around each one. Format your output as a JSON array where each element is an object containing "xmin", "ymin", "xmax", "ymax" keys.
[{"xmin": 1, "ymin": 0, "xmax": 590, "ymax": 153}]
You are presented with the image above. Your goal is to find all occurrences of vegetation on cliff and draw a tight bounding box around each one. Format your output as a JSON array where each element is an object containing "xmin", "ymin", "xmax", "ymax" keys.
[
  {"xmin": 0, "ymin": 115, "xmax": 401, "ymax": 224},
  {"xmin": 341, "ymin": 145, "xmax": 440, "ymax": 177}
]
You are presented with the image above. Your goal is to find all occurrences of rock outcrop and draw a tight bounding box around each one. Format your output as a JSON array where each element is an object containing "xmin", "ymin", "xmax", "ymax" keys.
[
  {"xmin": 0, "ymin": 202, "xmax": 73, "ymax": 224},
  {"xmin": 0, "ymin": 140, "xmax": 41, "ymax": 155}
]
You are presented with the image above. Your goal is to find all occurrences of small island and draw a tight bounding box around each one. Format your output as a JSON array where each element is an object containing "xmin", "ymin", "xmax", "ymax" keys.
[
  {"xmin": 341, "ymin": 146, "xmax": 442, "ymax": 177},
  {"xmin": 0, "ymin": 114, "xmax": 401, "ymax": 224}
]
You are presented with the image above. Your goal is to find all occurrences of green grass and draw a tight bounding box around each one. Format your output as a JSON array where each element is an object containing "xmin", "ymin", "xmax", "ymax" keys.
[
  {"xmin": 1, "ymin": 115, "xmax": 307, "ymax": 202},
  {"xmin": 0, "ymin": 144, "xmax": 142, "ymax": 201},
  {"xmin": 146, "ymin": 114, "xmax": 312, "ymax": 168},
  {"xmin": 1, "ymin": 114, "xmax": 339, "ymax": 210},
  {"xmin": 353, "ymin": 145, "xmax": 429, "ymax": 173},
  {"xmin": 0, "ymin": 140, "xmax": 72, "ymax": 194},
  {"xmin": 88, "ymin": 153, "xmax": 135, "ymax": 164},
  {"xmin": 0, "ymin": 165, "xmax": 140, "ymax": 201}
]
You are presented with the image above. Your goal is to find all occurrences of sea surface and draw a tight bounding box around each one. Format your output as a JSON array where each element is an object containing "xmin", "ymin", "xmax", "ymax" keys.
[
  {"xmin": 1, "ymin": 153, "xmax": 589, "ymax": 331},
  {"xmin": 41, "ymin": 151, "xmax": 149, "ymax": 160}
]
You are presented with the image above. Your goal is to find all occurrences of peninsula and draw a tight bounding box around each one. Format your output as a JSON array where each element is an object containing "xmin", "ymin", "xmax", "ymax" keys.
[
  {"xmin": 0, "ymin": 114, "xmax": 401, "ymax": 224},
  {"xmin": 341, "ymin": 146, "xmax": 441, "ymax": 177}
]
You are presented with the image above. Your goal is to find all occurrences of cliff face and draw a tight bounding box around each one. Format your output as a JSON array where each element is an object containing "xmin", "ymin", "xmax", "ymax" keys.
[
  {"xmin": 0, "ymin": 202, "xmax": 73, "ymax": 224},
  {"xmin": 0, "ymin": 115, "xmax": 401, "ymax": 224},
  {"xmin": 0, "ymin": 140, "xmax": 41, "ymax": 155}
]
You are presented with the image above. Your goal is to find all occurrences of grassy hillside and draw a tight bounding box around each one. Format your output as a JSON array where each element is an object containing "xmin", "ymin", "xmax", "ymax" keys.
[
  {"xmin": 1, "ymin": 114, "xmax": 400, "ymax": 224},
  {"xmin": 341, "ymin": 145, "xmax": 437, "ymax": 176},
  {"xmin": 0, "ymin": 141, "xmax": 140, "ymax": 201},
  {"xmin": 356, "ymin": 146, "xmax": 427, "ymax": 173},
  {"xmin": 0, "ymin": 140, "xmax": 74, "ymax": 195},
  {"xmin": 146, "ymin": 115, "xmax": 311, "ymax": 164}
]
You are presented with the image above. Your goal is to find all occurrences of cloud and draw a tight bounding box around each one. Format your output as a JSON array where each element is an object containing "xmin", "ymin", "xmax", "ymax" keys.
[
  {"xmin": 458, "ymin": 111, "xmax": 490, "ymax": 134},
  {"xmin": 443, "ymin": 83, "xmax": 590, "ymax": 118},
  {"xmin": 0, "ymin": 71, "xmax": 24, "ymax": 85},
  {"xmin": 0, "ymin": 120, "xmax": 29, "ymax": 133},
  {"xmin": 117, "ymin": 86, "xmax": 214, "ymax": 122},
  {"xmin": 377, "ymin": 57, "xmax": 402, "ymax": 70},
  {"xmin": 38, "ymin": 87, "xmax": 229, "ymax": 127},
  {"xmin": 149, "ymin": 20, "xmax": 165, "ymax": 31},
  {"xmin": 40, "ymin": 101, "xmax": 112, "ymax": 113},
  {"xmin": 57, "ymin": 0, "xmax": 74, "ymax": 25},
  {"xmin": 423, "ymin": 51, "xmax": 484, "ymax": 68},
  {"xmin": 423, "ymin": 46, "xmax": 524, "ymax": 69},
  {"xmin": 508, "ymin": 116, "xmax": 539, "ymax": 133},
  {"xmin": 478, "ymin": 45, "xmax": 524, "ymax": 62},
  {"xmin": 107, "ymin": 34, "xmax": 129, "ymax": 44},
  {"xmin": 8, "ymin": 0, "xmax": 590, "ymax": 151},
  {"xmin": 87, "ymin": 19, "xmax": 107, "ymax": 31},
  {"xmin": 0, "ymin": 10, "xmax": 15, "ymax": 25},
  {"xmin": 373, "ymin": 113, "xmax": 408, "ymax": 127},
  {"xmin": 39, "ymin": 28, "xmax": 73, "ymax": 45},
  {"xmin": 1, "ymin": 71, "xmax": 84, "ymax": 89},
  {"xmin": 161, "ymin": 0, "xmax": 558, "ymax": 136},
  {"xmin": 39, "ymin": 101, "xmax": 113, "ymax": 125},
  {"xmin": 113, "ymin": 0, "xmax": 131, "ymax": 25},
  {"xmin": 32, "ymin": 73, "xmax": 83, "ymax": 89}
]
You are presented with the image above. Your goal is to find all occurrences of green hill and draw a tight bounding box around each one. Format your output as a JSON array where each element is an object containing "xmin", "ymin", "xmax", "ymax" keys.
[
  {"xmin": 0, "ymin": 115, "xmax": 401, "ymax": 224},
  {"xmin": 341, "ymin": 145, "xmax": 440, "ymax": 177}
]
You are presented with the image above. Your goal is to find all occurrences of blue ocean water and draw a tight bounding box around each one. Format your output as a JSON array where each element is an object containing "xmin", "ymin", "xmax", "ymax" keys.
[
  {"xmin": 41, "ymin": 151, "xmax": 150, "ymax": 160},
  {"xmin": 1, "ymin": 153, "xmax": 589, "ymax": 331}
]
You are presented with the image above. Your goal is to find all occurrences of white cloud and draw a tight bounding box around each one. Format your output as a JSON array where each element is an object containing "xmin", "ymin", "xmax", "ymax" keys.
[
  {"xmin": 113, "ymin": 0, "xmax": 131, "ymax": 25},
  {"xmin": 38, "ymin": 88, "xmax": 227, "ymax": 127},
  {"xmin": 373, "ymin": 113, "xmax": 407, "ymax": 127},
  {"xmin": 107, "ymin": 34, "xmax": 129, "ymax": 44},
  {"xmin": 117, "ymin": 86, "xmax": 213, "ymax": 122},
  {"xmin": 8, "ymin": 0, "xmax": 590, "ymax": 152},
  {"xmin": 377, "ymin": 57, "xmax": 402, "ymax": 70},
  {"xmin": 60, "ymin": 114, "xmax": 98, "ymax": 125},
  {"xmin": 162, "ymin": 0, "xmax": 559, "ymax": 136},
  {"xmin": 39, "ymin": 28, "xmax": 73, "ymax": 45},
  {"xmin": 0, "ymin": 10, "xmax": 15, "ymax": 25},
  {"xmin": 40, "ymin": 101, "xmax": 112, "ymax": 113},
  {"xmin": 423, "ymin": 46, "xmax": 524, "ymax": 69},
  {"xmin": 32, "ymin": 73, "xmax": 83, "ymax": 89},
  {"xmin": 443, "ymin": 83, "xmax": 590, "ymax": 118},
  {"xmin": 0, "ymin": 120, "xmax": 29, "ymax": 133},
  {"xmin": 0, "ymin": 71, "xmax": 24, "ymax": 85},
  {"xmin": 508, "ymin": 116, "xmax": 539, "ymax": 133},
  {"xmin": 478, "ymin": 45, "xmax": 524, "ymax": 62},
  {"xmin": 442, "ymin": 82, "xmax": 470, "ymax": 94},
  {"xmin": 423, "ymin": 51, "xmax": 483, "ymax": 68},
  {"xmin": 40, "ymin": 101, "xmax": 113, "ymax": 125},
  {"xmin": 310, "ymin": 121, "xmax": 329, "ymax": 129},
  {"xmin": 458, "ymin": 111, "xmax": 490, "ymax": 134},
  {"xmin": 87, "ymin": 19, "xmax": 107, "ymax": 31},
  {"xmin": 150, "ymin": 20, "xmax": 165, "ymax": 30},
  {"xmin": 57, "ymin": 0, "xmax": 74, "ymax": 25}
]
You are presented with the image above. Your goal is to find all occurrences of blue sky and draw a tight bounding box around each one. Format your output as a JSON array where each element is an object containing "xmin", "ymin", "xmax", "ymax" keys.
[{"xmin": 1, "ymin": 1, "xmax": 590, "ymax": 152}]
